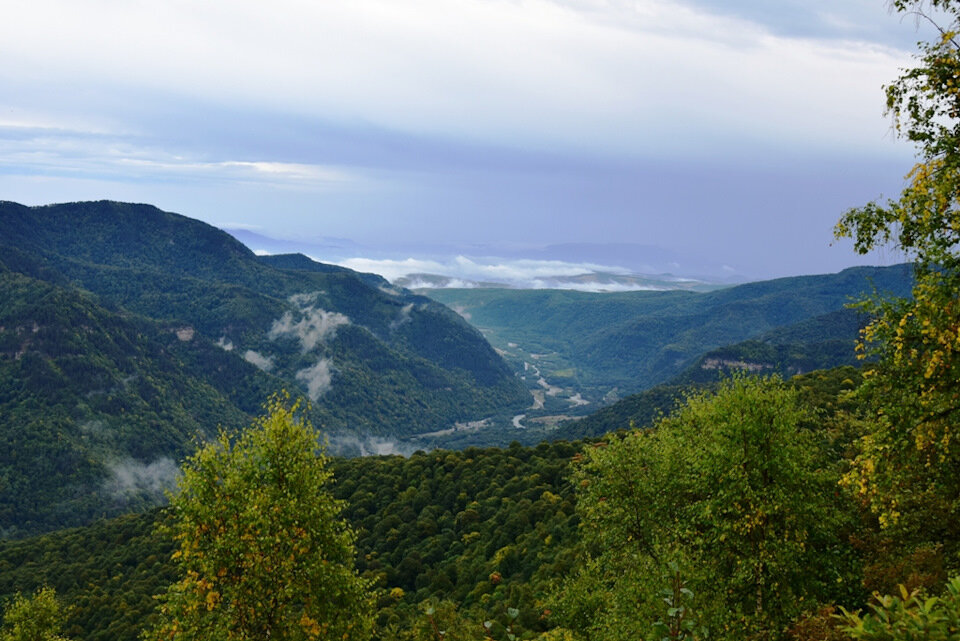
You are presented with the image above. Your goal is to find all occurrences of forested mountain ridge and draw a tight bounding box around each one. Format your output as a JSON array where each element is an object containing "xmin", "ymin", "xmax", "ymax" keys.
[
  {"xmin": 549, "ymin": 308, "xmax": 870, "ymax": 441},
  {"xmin": 0, "ymin": 200, "xmax": 529, "ymax": 536},
  {"xmin": 425, "ymin": 264, "xmax": 912, "ymax": 403}
]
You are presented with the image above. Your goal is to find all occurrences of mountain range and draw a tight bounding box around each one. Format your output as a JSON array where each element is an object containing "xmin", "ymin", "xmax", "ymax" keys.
[
  {"xmin": 424, "ymin": 265, "xmax": 912, "ymax": 409},
  {"xmin": 0, "ymin": 199, "xmax": 916, "ymax": 536},
  {"xmin": 0, "ymin": 200, "xmax": 528, "ymax": 535}
]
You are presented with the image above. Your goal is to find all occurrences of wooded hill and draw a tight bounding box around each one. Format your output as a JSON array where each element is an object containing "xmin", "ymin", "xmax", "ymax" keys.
[
  {"xmin": 0, "ymin": 367, "xmax": 862, "ymax": 641},
  {"xmin": 0, "ymin": 200, "xmax": 529, "ymax": 536},
  {"xmin": 424, "ymin": 266, "xmax": 912, "ymax": 404}
]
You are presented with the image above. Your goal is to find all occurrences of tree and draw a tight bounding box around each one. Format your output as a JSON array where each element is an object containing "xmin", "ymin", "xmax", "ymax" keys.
[
  {"xmin": 841, "ymin": 576, "xmax": 960, "ymax": 641},
  {"xmin": 835, "ymin": 0, "xmax": 960, "ymax": 557},
  {"xmin": 0, "ymin": 587, "xmax": 70, "ymax": 641},
  {"xmin": 143, "ymin": 394, "xmax": 373, "ymax": 641},
  {"xmin": 557, "ymin": 377, "xmax": 857, "ymax": 640}
]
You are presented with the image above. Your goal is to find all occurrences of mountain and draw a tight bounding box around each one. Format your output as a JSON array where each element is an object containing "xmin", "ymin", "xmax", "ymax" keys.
[
  {"xmin": 667, "ymin": 307, "xmax": 869, "ymax": 386},
  {"xmin": 554, "ymin": 364, "xmax": 865, "ymax": 441},
  {"xmin": 0, "ymin": 200, "xmax": 528, "ymax": 535},
  {"xmin": 423, "ymin": 264, "xmax": 913, "ymax": 404}
]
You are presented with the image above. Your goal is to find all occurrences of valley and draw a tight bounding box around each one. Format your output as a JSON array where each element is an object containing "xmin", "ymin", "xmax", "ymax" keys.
[
  {"xmin": 0, "ymin": 200, "xmax": 918, "ymax": 538},
  {"xmin": 5, "ymin": 2, "xmax": 959, "ymax": 639},
  {"xmin": 423, "ymin": 267, "xmax": 912, "ymax": 405},
  {"xmin": 0, "ymin": 201, "xmax": 947, "ymax": 641}
]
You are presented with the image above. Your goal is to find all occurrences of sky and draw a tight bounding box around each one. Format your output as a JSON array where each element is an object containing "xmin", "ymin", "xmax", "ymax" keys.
[{"xmin": 0, "ymin": 0, "xmax": 936, "ymax": 282}]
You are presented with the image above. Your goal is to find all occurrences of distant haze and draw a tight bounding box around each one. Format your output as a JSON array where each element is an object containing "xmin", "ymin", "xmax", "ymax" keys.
[{"xmin": 0, "ymin": 0, "xmax": 929, "ymax": 278}]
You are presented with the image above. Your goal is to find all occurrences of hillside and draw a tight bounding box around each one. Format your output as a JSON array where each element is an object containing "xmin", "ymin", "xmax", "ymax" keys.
[
  {"xmin": 556, "ymin": 363, "xmax": 865, "ymax": 441},
  {"xmin": 0, "ymin": 441, "xmax": 582, "ymax": 641},
  {"xmin": 424, "ymin": 265, "xmax": 912, "ymax": 404},
  {"xmin": 0, "ymin": 200, "xmax": 529, "ymax": 535},
  {"xmin": 667, "ymin": 307, "xmax": 868, "ymax": 386},
  {"xmin": 0, "ymin": 366, "xmax": 865, "ymax": 641}
]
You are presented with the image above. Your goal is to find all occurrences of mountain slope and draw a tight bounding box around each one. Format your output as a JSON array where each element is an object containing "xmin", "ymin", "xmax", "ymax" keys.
[
  {"xmin": 0, "ymin": 201, "xmax": 526, "ymax": 433},
  {"xmin": 424, "ymin": 264, "xmax": 912, "ymax": 401},
  {"xmin": 0, "ymin": 269, "xmax": 287, "ymax": 535},
  {"xmin": 667, "ymin": 308, "xmax": 869, "ymax": 386},
  {"xmin": 0, "ymin": 200, "xmax": 528, "ymax": 535}
]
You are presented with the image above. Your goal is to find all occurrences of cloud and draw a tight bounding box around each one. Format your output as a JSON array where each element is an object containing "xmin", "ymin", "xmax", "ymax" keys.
[
  {"xmin": 268, "ymin": 294, "xmax": 350, "ymax": 352},
  {"xmin": 0, "ymin": 123, "xmax": 359, "ymax": 195},
  {"xmin": 216, "ymin": 336, "xmax": 235, "ymax": 351},
  {"xmin": 337, "ymin": 255, "xmax": 628, "ymax": 284},
  {"xmin": 390, "ymin": 303, "xmax": 414, "ymax": 331},
  {"xmin": 0, "ymin": 0, "xmax": 912, "ymax": 159},
  {"xmin": 104, "ymin": 457, "xmax": 180, "ymax": 498},
  {"xmin": 334, "ymin": 255, "xmax": 727, "ymax": 290},
  {"xmin": 0, "ymin": 0, "xmax": 920, "ymax": 281},
  {"xmin": 243, "ymin": 349, "xmax": 275, "ymax": 371},
  {"xmin": 326, "ymin": 434, "xmax": 422, "ymax": 457},
  {"xmin": 296, "ymin": 358, "xmax": 334, "ymax": 400}
]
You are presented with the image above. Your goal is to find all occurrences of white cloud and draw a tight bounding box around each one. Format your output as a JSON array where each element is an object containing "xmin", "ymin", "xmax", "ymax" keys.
[
  {"xmin": 104, "ymin": 457, "xmax": 180, "ymax": 498},
  {"xmin": 337, "ymin": 255, "xmax": 628, "ymax": 284},
  {"xmin": 335, "ymin": 254, "xmax": 729, "ymax": 290},
  {"xmin": 268, "ymin": 295, "xmax": 350, "ymax": 352},
  {"xmin": 243, "ymin": 349, "xmax": 275, "ymax": 371},
  {"xmin": 296, "ymin": 358, "xmax": 334, "ymax": 400},
  {"xmin": 390, "ymin": 303, "xmax": 414, "ymax": 331},
  {"xmin": 0, "ymin": 125, "xmax": 359, "ymax": 190},
  {"xmin": 0, "ymin": 0, "xmax": 913, "ymax": 158},
  {"xmin": 326, "ymin": 434, "xmax": 421, "ymax": 457},
  {"xmin": 216, "ymin": 336, "xmax": 235, "ymax": 351}
]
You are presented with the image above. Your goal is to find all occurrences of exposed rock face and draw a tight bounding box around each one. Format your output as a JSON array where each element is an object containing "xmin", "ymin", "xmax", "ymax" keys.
[{"xmin": 701, "ymin": 358, "xmax": 770, "ymax": 373}]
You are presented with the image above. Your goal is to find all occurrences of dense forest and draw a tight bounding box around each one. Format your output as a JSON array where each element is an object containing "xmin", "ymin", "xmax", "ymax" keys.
[
  {"xmin": 5, "ymin": 1, "xmax": 960, "ymax": 640},
  {"xmin": 0, "ymin": 366, "xmax": 931, "ymax": 641},
  {"xmin": 0, "ymin": 201, "xmax": 529, "ymax": 536}
]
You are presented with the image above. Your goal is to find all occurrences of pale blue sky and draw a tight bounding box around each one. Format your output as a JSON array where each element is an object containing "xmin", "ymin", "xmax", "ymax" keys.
[{"xmin": 0, "ymin": 0, "xmax": 932, "ymax": 280}]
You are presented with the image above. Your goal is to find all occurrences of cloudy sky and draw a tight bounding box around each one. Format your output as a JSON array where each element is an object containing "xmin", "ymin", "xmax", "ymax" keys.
[{"xmin": 0, "ymin": 0, "xmax": 933, "ymax": 280}]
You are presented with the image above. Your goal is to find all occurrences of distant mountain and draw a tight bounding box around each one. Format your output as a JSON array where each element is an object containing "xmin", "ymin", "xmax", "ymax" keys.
[
  {"xmin": 0, "ymin": 200, "xmax": 528, "ymax": 536},
  {"xmin": 424, "ymin": 264, "xmax": 913, "ymax": 403},
  {"xmin": 668, "ymin": 308, "xmax": 869, "ymax": 386},
  {"xmin": 555, "ymin": 364, "xmax": 866, "ymax": 441}
]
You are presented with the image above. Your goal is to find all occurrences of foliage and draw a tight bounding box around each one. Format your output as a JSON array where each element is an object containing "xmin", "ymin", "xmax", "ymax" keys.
[
  {"xmin": 0, "ymin": 438, "xmax": 584, "ymax": 641},
  {"xmin": 841, "ymin": 576, "xmax": 960, "ymax": 641},
  {"xmin": 560, "ymin": 376, "xmax": 860, "ymax": 640},
  {"xmin": 0, "ymin": 587, "xmax": 70, "ymax": 641},
  {"xmin": 784, "ymin": 606, "xmax": 850, "ymax": 641},
  {"xmin": 649, "ymin": 563, "xmax": 708, "ymax": 641},
  {"xmin": 834, "ymin": 0, "xmax": 960, "ymax": 561},
  {"xmin": 143, "ymin": 395, "xmax": 373, "ymax": 641}
]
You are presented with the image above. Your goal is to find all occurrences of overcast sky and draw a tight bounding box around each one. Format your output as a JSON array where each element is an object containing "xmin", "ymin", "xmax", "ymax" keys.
[{"xmin": 0, "ymin": 0, "xmax": 933, "ymax": 280}]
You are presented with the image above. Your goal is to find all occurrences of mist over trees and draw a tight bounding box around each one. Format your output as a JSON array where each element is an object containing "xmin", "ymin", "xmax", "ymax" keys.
[{"xmin": 6, "ymin": 1, "xmax": 960, "ymax": 641}]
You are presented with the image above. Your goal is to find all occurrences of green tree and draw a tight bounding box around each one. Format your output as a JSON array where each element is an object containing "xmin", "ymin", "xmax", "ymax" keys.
[
  {"xmin": 841, "ymin": 577, "xmax": 960, "ymax": 641},
  {"xmin": 0, "ymin": 587, "xmax": 70, "ymax": 641},
  {"xmin": 559, "ymin": 377, "xmax": 856, "ymax": 640},
  {"xmin": 143, "ymin": 394, "xmax": 372, "ymax": 641},
  {"xmin": 835, "ymin": 0, "xmax": 960, "ymax": 558}
]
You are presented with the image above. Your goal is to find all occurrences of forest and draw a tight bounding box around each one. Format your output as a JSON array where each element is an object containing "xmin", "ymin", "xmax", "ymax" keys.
[{"xmin": 4, "ymin": 0, "xmax": 960, "ymax": 640}]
